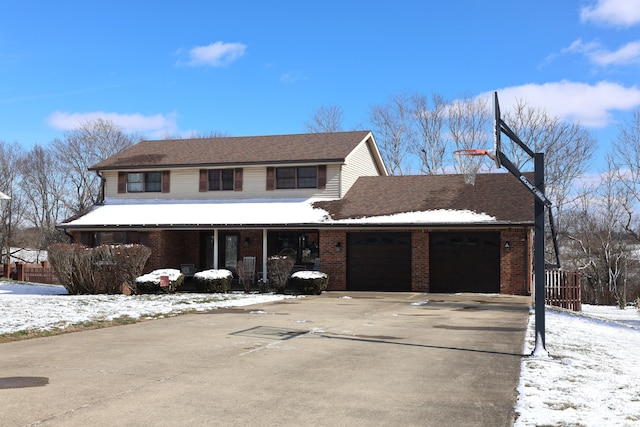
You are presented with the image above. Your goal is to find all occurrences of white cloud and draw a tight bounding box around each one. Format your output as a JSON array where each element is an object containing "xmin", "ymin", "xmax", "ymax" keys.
[
  {"xmin": 564, "ymin": 38, "xmax": 640, "ymax": 66},
  {"xmin": 180, "ymin": 41, "xmax": 247, "ymax": 67},
  {"xmin": 580, "ymin": 0, "xmax": 640, "ymax": 27},
  {"xmin": 47, "ymin": 111, "xmax": 178, "ymax": 137},
  {"xmin": 484, "ymin": 80, "xmax": 640, "ymax": 127}
]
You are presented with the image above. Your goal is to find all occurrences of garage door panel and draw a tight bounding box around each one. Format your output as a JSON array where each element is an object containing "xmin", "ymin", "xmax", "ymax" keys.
[
  {"xmin": 430, "ymin": 232, "xmax": 500, "ymax": 293},
  {"xmin": 347, "ymin": 232, "xmax": 411, "ymax": 292}
]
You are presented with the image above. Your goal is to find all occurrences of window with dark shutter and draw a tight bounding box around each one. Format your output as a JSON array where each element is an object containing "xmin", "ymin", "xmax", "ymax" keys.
[
  {"xmin": 199, "ymin": 169, "xmax": 207, "ymax": 192},
  {"xmin": 118, "ymin": 172, "xmax": 126, "ymax": 193},
  {"xmin": 206, "ymin": 168, "xmax": 235, "ymax": 191},
  {"xmin": 266, "ymin": 167, "xmax": 275, "ymax": 191},
  {"xmin": 234, "ymin": 168, "xmax": 243, "ymax": 191},
  {"xmin": 317, "ymin": 165, "xmax": 327, "ymax": 189},
  {"xmin": 273, "ymin": 166, "xmax": 319, "ymax": 189},
  {"xmin": 162, "ymin": 171, "xmax": 170, "ymax": 193}
]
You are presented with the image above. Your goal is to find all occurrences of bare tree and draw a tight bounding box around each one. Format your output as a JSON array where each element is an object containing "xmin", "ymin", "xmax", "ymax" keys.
[
  {"xmin": 369, "ymin": 94, "xmax": 415, "ymax": 175},
  {"xmin": 447, "ymin": 94, "xmax": 491, "ymax": 154},
  {"xmin": 502, "ymin": 99, "xmax": 595, "ymax": 215},
  {"xmin": 0, "ymin": 141, "xmax": 26, "ymax": 263},
  {"xmin": 411, "ymin": 92, "xmax": 448, "ymax": 174},
  {"xmin": 611, "ymin": 108, "xmax": 640, "ymax": 231},
  {"xmin": 304, "ymin": 105, "xmax": 344, "ymax": 133},
  {"xmin": 20, "ymin": 145, "xmax": 68, "ymax": 248},
  {"xmin": 52, "ymin": 118, "xmax": 140, "ymax": 214},
  {"xmin": 564, "ymin": 162, "xmax": 634, "ymax": 305},
  {"xmin": 181, "ymin": 130, "xmax": 230, "ymax": 139}
]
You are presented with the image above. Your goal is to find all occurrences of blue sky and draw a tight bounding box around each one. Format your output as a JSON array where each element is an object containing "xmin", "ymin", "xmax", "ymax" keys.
[{"xmin": 1, "ymin": 0, "xmax": 640, "ymax": 172}]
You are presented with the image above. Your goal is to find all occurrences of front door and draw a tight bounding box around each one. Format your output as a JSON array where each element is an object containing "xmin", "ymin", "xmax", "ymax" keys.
[{"xmin": 218, "ymin": 232, "xmax": 239, "ymax": 273}]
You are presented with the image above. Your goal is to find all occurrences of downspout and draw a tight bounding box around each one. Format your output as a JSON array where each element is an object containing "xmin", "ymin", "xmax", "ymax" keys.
[
  {"xmin": 213, "ymin": 229, "xmax": 219, "ymax": 269},
  {"xmin": 63, "ymin": 228, "xmax": 74, "ymax": 243},
  {"xmin": 95, "ymin": 170, "xmax": 105, "ymax": 204},
  {"xmin": 262, "ymin": 229, "xmax": 268, "ymax": 283}
]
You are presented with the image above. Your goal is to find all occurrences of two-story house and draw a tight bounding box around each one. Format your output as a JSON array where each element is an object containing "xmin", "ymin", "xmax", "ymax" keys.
[{"xmin": 60, "ymin": 130, "xmax": 535, "ymax": 295}]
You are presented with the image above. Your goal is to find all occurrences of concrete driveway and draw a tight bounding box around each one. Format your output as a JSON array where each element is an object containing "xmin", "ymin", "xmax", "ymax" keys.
[{"xmin": 0, "ymin": 292, "xmax": 530, "ymax": 427}]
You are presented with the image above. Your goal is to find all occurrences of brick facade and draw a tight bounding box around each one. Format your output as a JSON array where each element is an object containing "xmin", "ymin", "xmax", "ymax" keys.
[
  {"xmin": 318, "ymin": 230, "xmax": 347, "ymax": 291},
  {"xmin": 70, "ymin": 226, "xmax": 532, "ymax": 296}
]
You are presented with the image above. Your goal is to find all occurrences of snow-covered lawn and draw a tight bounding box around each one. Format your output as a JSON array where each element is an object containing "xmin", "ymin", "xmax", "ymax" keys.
[
  {"xmin": 2, "ymin": 280, "xmax": 639, "ymax": 425},
  {"xmin": 0, "ymin": 281, "xmax": 291, "ymax": 334},
  {"xmin": 515, "ymin": 304, "xmax": 640, "ymax": 426}
]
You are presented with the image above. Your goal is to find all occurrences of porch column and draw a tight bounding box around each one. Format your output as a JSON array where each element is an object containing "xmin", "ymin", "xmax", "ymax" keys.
[
  {"xmin": 213, "ymin": 229, "xmax": 219, "ymax": 269},
  {"xmin": 262, "ymin": 229, "xmax": 268, "ymax": 281}
]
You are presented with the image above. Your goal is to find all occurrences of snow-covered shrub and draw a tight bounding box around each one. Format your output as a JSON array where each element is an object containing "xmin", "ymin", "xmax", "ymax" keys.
[
  {"xmin": 290, "ymin": 271, "xmax": 328, "ymax": 295},
  {"xmin": 48, "ymin": 243, "xmax": 151, "ymax": 294},
  {"xmin": 267, "ymin": 255, "xmax": 295, "ymax": 294},
  {"xmin": 193, "ymin": 269, "xmax": 233, "ymax": 293},
  {"xmin": 135, "ymin": 268, "xmax": 183, "ymax": 294}
]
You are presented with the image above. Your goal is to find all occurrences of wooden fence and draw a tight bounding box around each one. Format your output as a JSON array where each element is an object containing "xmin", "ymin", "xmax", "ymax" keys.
[
  {"xmin": 1, "ymin": 262, "xmax": 59, "ymax": 285},
  {"xmin": 546, "ymin": 269, "xmax": 582, "ymax": 312}
]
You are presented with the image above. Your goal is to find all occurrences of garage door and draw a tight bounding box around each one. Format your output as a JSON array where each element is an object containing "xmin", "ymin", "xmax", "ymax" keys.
[
  {"xmin": 347, "ymin": 232, "xmax": 411, "ymax": 291},
  {"xmin": 429, "ymin": 232, "xmax": 500, "ymax": 293}
]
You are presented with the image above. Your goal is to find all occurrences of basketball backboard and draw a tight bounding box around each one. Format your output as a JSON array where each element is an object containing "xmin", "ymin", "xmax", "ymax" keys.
[{"xmin": 493, "ymin": 91, "xmax": 502, "ymax": 169}]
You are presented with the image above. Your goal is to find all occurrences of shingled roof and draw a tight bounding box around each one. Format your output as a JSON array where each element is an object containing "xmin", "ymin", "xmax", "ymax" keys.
[
  {"xmin": 90, "ymin": 130, "xmax": 377, "ymax": 170},
  {"xmin": 314, "ymin": 173, "xmax": 535, "ymax": 224}
]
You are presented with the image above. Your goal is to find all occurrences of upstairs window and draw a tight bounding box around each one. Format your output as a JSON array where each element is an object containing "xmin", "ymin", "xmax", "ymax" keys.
[
  {"xmin": 276, "ymin": 166, "xmax": 317, "ymax": 189},
  {"xmin": 199, "ymin": 168, "xmax": 243, "ymax": 192},
  {"xmin": 266, "ymin": 165, "xmax": 326, "ymax": 191},
  {"xmin": 208, "ymin": 169, "xmax": 235, "ymax": 191},
  {"xmin": 127, "ymin": 172, "xmax": 161, "ymax": 192},
  {"xmin": 118, "ymin": 171, "xmax": 169, "ymax": 194}
]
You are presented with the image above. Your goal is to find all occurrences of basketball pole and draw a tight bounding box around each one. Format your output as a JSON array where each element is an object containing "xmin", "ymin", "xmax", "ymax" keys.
[
  {"xmin": 492, "ymin": 149, "xmax": 548, "ymax": 353},
  {"xmin": 491, "ymin": 91, "xmax": 550, "ymax": 353},
  {"xmin": 534, "ymin": 152, "xmax": 546, "ymax": 352}
]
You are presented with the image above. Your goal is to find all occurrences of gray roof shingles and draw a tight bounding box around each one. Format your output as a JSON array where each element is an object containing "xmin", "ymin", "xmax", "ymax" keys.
[
  {"xmin": 90, "ymin": 131, "xmax": 373, "ymax": 170},
  {"xmin": 315, "ymin": 173, "xmax": 535, "ymax": 224}
]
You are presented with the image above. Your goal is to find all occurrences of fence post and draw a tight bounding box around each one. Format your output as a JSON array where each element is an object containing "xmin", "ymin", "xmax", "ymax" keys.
[{"xmin": 15, "ymin": 262, "xmax": 25, "ymax": 281}]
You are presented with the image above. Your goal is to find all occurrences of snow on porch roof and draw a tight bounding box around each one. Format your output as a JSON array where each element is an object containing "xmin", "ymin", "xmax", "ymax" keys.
[{"xmin": 60, "ymin": 198, "xmax": 502, "ymax": 229}]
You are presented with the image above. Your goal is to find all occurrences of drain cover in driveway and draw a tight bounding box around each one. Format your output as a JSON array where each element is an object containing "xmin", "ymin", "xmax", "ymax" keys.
[{"xmin": 231, "ymin": 326, "xmax": 308, "ymax": 340}]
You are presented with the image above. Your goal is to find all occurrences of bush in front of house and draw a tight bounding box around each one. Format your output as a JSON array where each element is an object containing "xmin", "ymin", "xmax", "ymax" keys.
[
  {"xmin": 134, "ymin": 268, "xmax": 184, "ymax": 294},
  {"xmin": 48, "ymin": 243, "xmax": 151, "ymax": 294},
  {"xmin": 290, "ymin": 271, "xmax": 328, "ymax": 295},
  {"xmin": 267, "ymin": 255, "xmax": 295, "ymax": 294},
  {"xmin": 193, "ymin": 269, "xmax": 233, "ymax": 293}
]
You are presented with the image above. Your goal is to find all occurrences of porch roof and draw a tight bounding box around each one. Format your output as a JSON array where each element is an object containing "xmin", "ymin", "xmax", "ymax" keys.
[{"xmin": 60, "ymin": 197, "xmax": 522, "ymax": 230}]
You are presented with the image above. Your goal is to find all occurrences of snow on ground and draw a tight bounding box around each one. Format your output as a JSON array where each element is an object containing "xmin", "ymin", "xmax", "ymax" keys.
[
  {"xmin": 2, "ymin": 280, "xmax": 640, "ymax": 425},
  {"xmin": 0, "ymin": 281, "xmax": 292, "ymax": 334},
  {"xmin": 515, "ymin": 305, "xmax": 640, "ymax": 426}
]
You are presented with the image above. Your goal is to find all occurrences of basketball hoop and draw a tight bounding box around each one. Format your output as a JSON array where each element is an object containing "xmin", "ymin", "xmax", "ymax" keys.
[{"xmin": 453, "ymin": 149, "xmax": 490, "ymax": 185}]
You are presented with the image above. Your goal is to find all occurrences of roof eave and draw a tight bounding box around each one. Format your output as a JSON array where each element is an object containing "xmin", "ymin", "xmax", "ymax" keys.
[{"xmin": 89, "ymin": 158, "xmax": 347, "ymax": 172}]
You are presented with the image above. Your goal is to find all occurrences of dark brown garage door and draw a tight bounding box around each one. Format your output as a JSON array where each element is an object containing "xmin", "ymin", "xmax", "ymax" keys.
[
  {"xmin": 347, "ymin": 232, "xmax": 411, "ymax": 291},
  {"xmin": 429, "ymin": 232, "xmax": 500, "ymax": 293}
]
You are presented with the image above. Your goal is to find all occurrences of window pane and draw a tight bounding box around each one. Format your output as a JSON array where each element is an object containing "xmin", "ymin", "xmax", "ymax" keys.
[
  {"xmin": 208, "ymin": 170, "xmax": 221, "ymax": 191},
  {"xmin": 145, "ymin": 172, "xmax": 162, "ymax": 192},
  {"xmin": 127, "ymin": 173, "xmax": 144, "ymax": 192},
  {"xmin": 297, "ymin": 166, "xmax": 317, "ymax": 188},
  {"xmin": 221, "ymin": 169, "xmax": 234, "ymax": 190},
  {"xmin": 276, "ymin": 167, "xmax": 296, "ymax": 189}
]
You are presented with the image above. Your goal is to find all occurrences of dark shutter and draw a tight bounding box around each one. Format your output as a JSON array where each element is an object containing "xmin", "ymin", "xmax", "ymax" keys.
[
  {"xmin": 199, "ymin": 169, "xmax": 207, "ymax": 192},
  {"xmin": 118, "ymin": 172, "xmax": 126, "ymax": 193},
  {"xmin": 162, "ymin": 171, "xmax": 170, "ymax": 193},
  {"xmin": 266, "ymin": 167, "xmax": 275, "ymax": 191},
  {"xmin": 234, "ymin": 168, "xmax": 243, "ymax": 191},
  {"xmin": 317, "ymin": 165, "xmax": 327, "ymax": 190}
]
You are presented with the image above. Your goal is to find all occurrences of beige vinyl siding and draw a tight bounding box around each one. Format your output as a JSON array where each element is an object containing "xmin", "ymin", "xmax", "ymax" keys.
[
  {"xmin": 103, "ymin": 165, "xmax": 340, "ymax": 200},
  {"xmin": 341, "ymin": 139, "xmax": 382, "ymax": 197}
]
